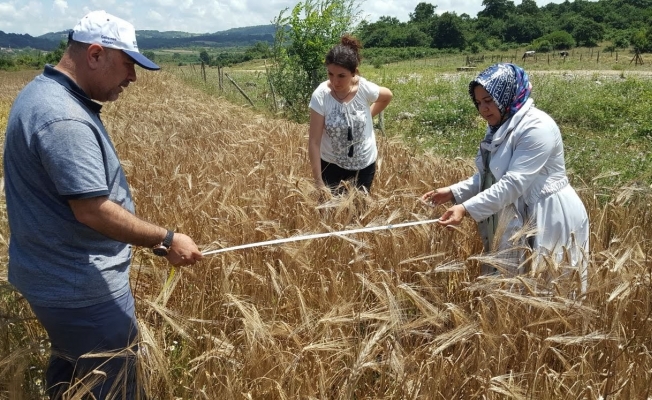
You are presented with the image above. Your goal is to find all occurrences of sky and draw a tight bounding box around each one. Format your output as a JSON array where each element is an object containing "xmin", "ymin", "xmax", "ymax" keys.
[{"xmin": 0, "ymin": 0, "xmax": 567, "ymax": 37}]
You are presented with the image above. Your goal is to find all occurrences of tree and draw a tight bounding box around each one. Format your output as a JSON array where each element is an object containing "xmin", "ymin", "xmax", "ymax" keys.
[
  {"xmin": 516, "ymin": 0, "xmax": 539, "ymax": 15},
  {"xmin": 44, "ymin": 40, "xmax": 66, "ymax": 65},
  {"xmin": 245, "ymin": 41, "xmax": 271, "ymax": 59},
  {"xmin": 199, "ymin": 49, "xmax": 210, "ymax": 64},
  {"xmin": 537, "ymin": 30, "xmax": 575, "ymax": 50},
  {"xmin": 572, "ymin": 18, "xmax": 604, "ymax": 47},
  {"xmin": 631, "ymin": 27, "xmax": 652, "ymax": 52},
  {"xmin": 409, "ymin": 3, "xmax": 436, "ymax": 24},
  {"xmin": 270, "ymin": 0, "xmax": 362, "ymax": 121},
  {"xmin": 504, "ymin": 15, "xmax": 544, "ymax": 43},
  {"xmin": 430, "ymin": 12, "xmax": 466, "ymax": 50},
  {"xmin": 142, "ymin": 51, "xmax": 156, "ymax": 62},
  {"xmin": 478, "ymin": 0, "xmax": 516, "ymax": 20}
]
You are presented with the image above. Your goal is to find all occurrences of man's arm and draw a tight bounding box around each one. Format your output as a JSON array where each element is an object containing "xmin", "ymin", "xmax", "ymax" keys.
[{"xmin": 69, "ymin": 196, "xmax": 202, "ymax": 265}]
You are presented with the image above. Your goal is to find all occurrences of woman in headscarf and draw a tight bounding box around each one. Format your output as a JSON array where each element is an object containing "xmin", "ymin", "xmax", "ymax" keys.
[{"xmin": 421, "ymin": 63, "xmax": 589, "ymax": 291}]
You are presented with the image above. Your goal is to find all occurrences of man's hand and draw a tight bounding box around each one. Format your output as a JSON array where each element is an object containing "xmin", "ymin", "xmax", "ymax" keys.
[{"xmin": 166, "ymin": 233, "xmax": 203, "ymax": 266}]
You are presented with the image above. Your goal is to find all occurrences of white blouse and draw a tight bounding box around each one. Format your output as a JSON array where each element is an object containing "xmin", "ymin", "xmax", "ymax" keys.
[{"xmin": 309, "ymin": 76, "xmax": 380, "ymax": 170}]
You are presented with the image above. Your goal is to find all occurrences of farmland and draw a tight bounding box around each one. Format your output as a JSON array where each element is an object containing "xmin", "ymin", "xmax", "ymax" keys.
[{"xmin": 1, "ymin": 55, "xmax": 652, "ymax": 398}]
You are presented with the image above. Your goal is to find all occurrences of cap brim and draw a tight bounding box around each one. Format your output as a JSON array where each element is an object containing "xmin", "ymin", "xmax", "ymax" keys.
[{"xmin": 123, "ymin": 50, "xmax": 160, "ymax": 71}]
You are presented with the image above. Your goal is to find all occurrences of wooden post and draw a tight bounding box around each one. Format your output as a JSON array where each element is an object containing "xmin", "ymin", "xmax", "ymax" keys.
[
  {"xmin": 225, "ymin": 73, "xmax": 255, "ymax": 107},
  {"xmin": 218, "ymin": 65, "xmax": 223, "ymax": 91},
  {"xmin": 377, "ymin": 111, "xmax": 385, "ymax": 136},
  {"xmin": 597, "ymin": 51, "xmax": 600, "ymax": 63},
  {"xmin": 201, "ymin": 61, "xmax": 207, "ymax": 83},
  {"xmin": 264, "ymin": 60, "xmax": 278, "ymax": 112}
]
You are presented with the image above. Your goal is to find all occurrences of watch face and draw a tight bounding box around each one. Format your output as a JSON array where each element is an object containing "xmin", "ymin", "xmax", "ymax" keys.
[{"xmin": 153, "ymin": 246, "xmax": 169, "ymax": 256}]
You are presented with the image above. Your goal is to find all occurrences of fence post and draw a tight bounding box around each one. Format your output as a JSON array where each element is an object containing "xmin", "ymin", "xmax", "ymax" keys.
[
  {"xmin": 264, "ymin": 60, "xmax": 278, "ymax": 112},
  {"xmin": 224, "ymin": 73, "xmax": 255, "ymax": 107},
  {"xmin": 377, "ymin": 111, "xmax": 385, "ymax": 136}
]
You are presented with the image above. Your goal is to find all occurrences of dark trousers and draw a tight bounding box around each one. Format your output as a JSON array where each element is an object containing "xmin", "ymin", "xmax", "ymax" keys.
[
  {"xmin": 321, "ymin": 159, "xmax": 376, "ymax": 193},
  {"xmin": 30, "ymin": 290, "xmax": 141, "ymax": 399}
]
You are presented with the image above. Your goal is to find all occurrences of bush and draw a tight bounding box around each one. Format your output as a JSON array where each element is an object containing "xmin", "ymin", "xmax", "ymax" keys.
[{"xmin": 534, "ymin": 40, "xmax": 552, "ymax": 53}]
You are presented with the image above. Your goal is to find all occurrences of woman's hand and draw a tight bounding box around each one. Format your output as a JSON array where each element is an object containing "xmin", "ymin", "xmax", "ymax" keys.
[
  {"xmin": 437, "ymin": 204, "xmax": 466, "ymax": 226},
  {"xmin": 421, "ymin": 187, "xmax": 454, "ymax": 207}
]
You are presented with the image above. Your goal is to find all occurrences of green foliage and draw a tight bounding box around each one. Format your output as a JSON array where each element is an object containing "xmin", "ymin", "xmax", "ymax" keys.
[
  {"xmin": 534, "ymin": 40, "xmax": 552, "ymax": 53},
  {"xmin": 44, "ymin": 40, "xmax": 66, "ymax": 65},
  {"xmin": 535, "ymin": 31, "xmax": 575, "ymax": 50},
  {"xmin": 430, "ymin": 12, "xmax": 466, "ymax": 50},
  {"xmin": 244, "ymin": 42, "xmax": 272, "ymax": 59},
  {"xmin": 358, "ymin": 18, "xmax": 431, "ymax": 48},
  {"xmin": 409, "ymin": 2, "xmax": 437, "ymax": 24},
  {"xmin": 0, "ymin": 55, "xmax": 16, "ymax": 70},
  {"xmin": 631, "ymin": 28, "xmax": 652, "ymax": 52},
  {"xmin": 199, "ymin": 49, "xmax": 210, "ymax": 64},
  {"xmin": 270, "ymin": 0, "xmax": 362, "ymax": 121},
  {"xmin": 361, "ymin": 47, "xmax": 441, "ymax": 65},
  {"xmin": 354, "ymin": 0, "xmax": 649, "ymax": 55},
  {"xmin": 142, "ymin": 51, "xmax": 156, "ymax": 62},
  {"xmin": 572, "ymin": 17, "xmax": 605, "ymax": 47},
  {"xmin": 503, "ymin": 14, "xmax": 544, "ymax": 44},
  {"xmin": 478, "ymin": 0, "xmax": 516, "ymax": 19}
]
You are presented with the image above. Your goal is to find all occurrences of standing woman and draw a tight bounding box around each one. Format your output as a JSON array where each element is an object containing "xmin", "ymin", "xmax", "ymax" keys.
[
  {"xmin": 309, "ymin": 35, "xmax": 393, "ymax": 193},
  {"xmin": 421, "ymin": 63, "xmax": 589, "ymax": 291}
]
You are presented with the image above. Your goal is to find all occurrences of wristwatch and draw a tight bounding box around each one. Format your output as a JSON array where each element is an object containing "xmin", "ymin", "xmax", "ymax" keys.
[{"xmin": 152, "ymin": 230, "xmax": 174, "ymax": 256}]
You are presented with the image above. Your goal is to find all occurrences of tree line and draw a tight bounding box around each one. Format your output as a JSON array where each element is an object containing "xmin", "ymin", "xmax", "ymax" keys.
[{"xmin": 357, "ymin": 0, "xmax": 652, "ymax": 53}]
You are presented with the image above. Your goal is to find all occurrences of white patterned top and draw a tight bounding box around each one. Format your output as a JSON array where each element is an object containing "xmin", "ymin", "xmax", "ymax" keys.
[{"xmin": 309, "ymin": 76, "xmax": 380, "ymax": 171}]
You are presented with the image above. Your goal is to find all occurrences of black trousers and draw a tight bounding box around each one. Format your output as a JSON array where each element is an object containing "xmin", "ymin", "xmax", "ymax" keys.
[{"xmin": 321, "ymin": 159, "xmax": 376, "ymax": 193}]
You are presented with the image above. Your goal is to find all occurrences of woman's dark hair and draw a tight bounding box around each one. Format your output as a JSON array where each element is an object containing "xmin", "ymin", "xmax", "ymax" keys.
[{"xmin": 325, "ymin": 35, "xmax": 362, "ymax": 74}]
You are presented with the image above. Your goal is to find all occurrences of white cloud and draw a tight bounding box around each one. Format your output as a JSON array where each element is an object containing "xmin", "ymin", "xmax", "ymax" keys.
[
  {"xmin": 146, "ymin": 9, "xmax": 164, "ymax": 23},
  {"xmin": 53, "ymin": 0, "xmax": 67, "ymax": 13}
]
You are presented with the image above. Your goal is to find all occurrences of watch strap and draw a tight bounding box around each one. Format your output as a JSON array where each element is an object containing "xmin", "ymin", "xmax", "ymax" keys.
[{"xmin": 162, "ymin": 230, "xmax": 174, "ymax": 248}]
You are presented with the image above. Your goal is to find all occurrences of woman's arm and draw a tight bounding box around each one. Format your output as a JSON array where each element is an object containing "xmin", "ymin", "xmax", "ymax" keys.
[
  {"xmin": 370, "ymin": 87, "xmax": 393, "ymax": 117},
  {"xmin": 308, "ymin": 109, "xmax": 326, "ymax": 188},
  {"xmin": 463, "ymin": 124, "xmax": 556, "ymax": 222}
]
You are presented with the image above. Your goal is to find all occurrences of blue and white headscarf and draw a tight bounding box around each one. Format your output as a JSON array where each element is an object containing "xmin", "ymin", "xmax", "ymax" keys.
[{"xmin": 469, "ymin": 63, "xmax": 532, "ymax": 132}]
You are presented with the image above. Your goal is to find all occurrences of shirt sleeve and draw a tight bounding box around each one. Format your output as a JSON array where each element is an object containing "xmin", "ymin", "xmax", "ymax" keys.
[
  {"xmin": 463, "ymin": 123, "xmax": 556, "ymax": 222},
  {"xmin": 309, "ymin": 86, "xmax": 325, "ymax": 116},
  {"xmin": 36, "ymin": 119, "xmax": 110, "ymax": 198},
  {"xmin": 360, "ymin": 78, "xmax": 380, "ymax": 104}
]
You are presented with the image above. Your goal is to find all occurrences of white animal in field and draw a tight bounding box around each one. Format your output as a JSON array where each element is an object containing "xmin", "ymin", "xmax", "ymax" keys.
[
  {"xmin": 522, "ymin": 50, "xmax": 536, "ymax": 60},
  {"xmin": 559, "ymin": 51, "xmax": 569, "ymax": 57}
]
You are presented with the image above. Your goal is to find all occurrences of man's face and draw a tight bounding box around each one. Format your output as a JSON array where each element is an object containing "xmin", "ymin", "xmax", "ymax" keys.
[{"xmin": 94, "ymin": 47, "xmax": 137, "ymax": 102}]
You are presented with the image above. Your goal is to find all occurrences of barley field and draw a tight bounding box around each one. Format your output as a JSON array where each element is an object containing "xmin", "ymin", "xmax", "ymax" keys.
[{"xmin": 1, "ymin": 68, "xmax": 651, "ymax": 399}]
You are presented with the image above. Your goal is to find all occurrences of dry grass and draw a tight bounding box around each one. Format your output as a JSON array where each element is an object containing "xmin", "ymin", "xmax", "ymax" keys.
[{"xmin": 1, "ymin": 69, "xmax": 651, "ymax": 399}]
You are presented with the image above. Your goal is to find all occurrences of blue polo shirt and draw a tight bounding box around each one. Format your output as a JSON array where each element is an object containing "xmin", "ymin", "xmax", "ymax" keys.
[{"xmin": 4, "ymin": 65, "xmax": 134, "ymax": 308}]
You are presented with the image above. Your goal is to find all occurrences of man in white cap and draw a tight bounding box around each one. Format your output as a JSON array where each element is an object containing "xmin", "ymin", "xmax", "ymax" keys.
[{"xmin": 3, "ymin": 10, "xmax": 203, "ymax": 399}]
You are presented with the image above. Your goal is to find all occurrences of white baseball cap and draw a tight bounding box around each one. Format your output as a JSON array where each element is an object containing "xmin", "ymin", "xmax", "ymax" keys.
[{"xmin": 70, "ymin": 10, "xmax": 160, "ymax": 70}]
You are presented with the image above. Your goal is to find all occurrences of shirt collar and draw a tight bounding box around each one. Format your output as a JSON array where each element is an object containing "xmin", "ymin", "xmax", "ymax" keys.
[{"xmin": 43, "ymin": 64, "xmax": 102, "ymax": 113}]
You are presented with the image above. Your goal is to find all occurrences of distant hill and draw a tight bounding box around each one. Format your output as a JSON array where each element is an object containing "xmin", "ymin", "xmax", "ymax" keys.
[
  {"xmin": 136, "ymin": 25, "xmax": 276, "ymax": 49},
  {"xmin": 0, "ymin": 31, "xmax": 61, "ymax": 51},
  {"xmin": 0, "ymin": 24, "xmax": 277, "ymax": 52}
]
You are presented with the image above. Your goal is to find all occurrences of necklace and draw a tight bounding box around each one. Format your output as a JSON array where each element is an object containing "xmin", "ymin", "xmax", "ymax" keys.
[{"xmin": 332, "ymin": 86, "xmax": 352, "ymax": 101}]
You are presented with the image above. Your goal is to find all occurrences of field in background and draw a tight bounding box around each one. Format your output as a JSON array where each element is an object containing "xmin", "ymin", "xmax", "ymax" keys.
[
  {"xmin": 0, "ymin": 63, "xmax": 651, "ymax": 398},
  {"xmin": 172, "ymin": 49, "xmax": 652, "ymax": 188}
]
